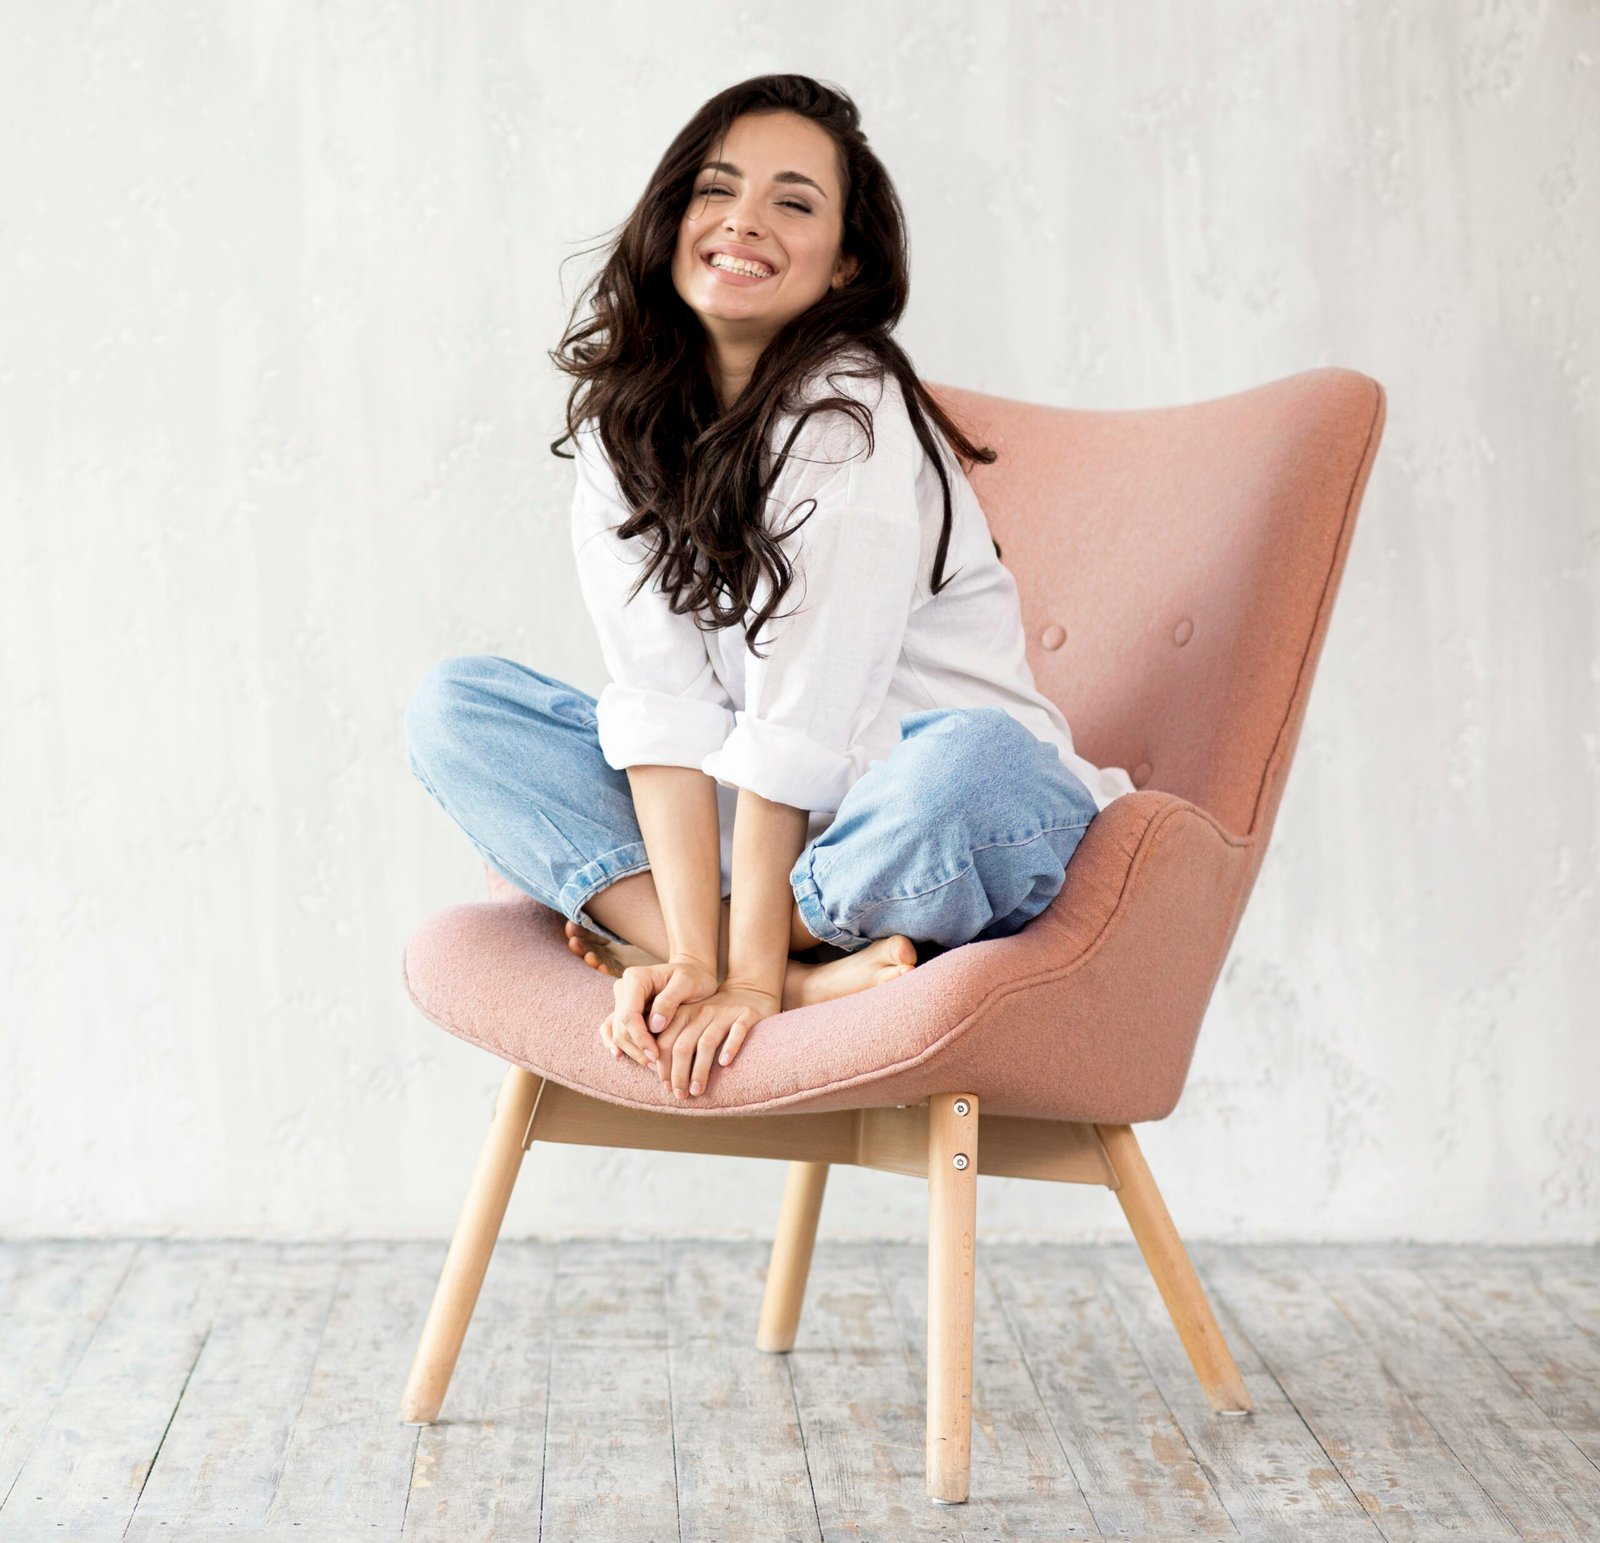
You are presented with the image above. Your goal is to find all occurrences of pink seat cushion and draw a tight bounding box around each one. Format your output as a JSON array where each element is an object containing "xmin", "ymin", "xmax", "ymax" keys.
[{"xmin": 403, "ymin": 789, "xmax": 1252, "ymax": 1123}]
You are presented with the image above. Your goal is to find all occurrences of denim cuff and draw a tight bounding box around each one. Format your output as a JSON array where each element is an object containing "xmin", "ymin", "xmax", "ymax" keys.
[
  {"xmin": 561, "ymin": 839, "xmax": 653, "ymax": 946},
  {"xmin": 790, "ymin": 849, "xmax": 873, "ymax": 955}
]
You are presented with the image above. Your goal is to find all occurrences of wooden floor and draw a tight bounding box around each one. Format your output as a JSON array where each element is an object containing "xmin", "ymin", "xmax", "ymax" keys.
[{"xmin": 1, "ymin": 1240, "xmax": 1597, "ymax": 1541}]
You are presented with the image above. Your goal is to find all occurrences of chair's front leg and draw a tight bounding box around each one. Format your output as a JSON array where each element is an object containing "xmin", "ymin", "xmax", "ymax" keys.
[
  {"xmin": 757, "ymin": 1160, "xmax": 830, "ymax": 1352},
  {"xmin": 399, "ymin": 1064, "xmax": 543, "ymax": 1423},
  {"xmin": 926, "ymin": 1092, "xmax": 979, "ymax": 1505},
  {"xmin": 1096, "ymin": 1121, "xmax": 1252, "ymax": 1413}
]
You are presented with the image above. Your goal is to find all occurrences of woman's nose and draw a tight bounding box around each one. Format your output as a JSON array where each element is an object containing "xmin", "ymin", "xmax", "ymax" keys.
[{"xmin": 725, "ymin": 197, "xmax": 765, "ymax": 236}]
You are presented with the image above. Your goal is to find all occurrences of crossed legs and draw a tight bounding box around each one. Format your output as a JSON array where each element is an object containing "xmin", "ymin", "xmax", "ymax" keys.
[
  {"xmin": 575, "ymin": 867, "xmax": 919, "ymax": 1011},
  {"xmin": 579, "ymin": 868, "xmax": 829, "ymax": 976}
]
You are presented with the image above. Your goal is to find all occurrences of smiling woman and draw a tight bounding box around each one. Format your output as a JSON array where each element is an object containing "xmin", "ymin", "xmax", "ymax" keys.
[
  {"xmin": 405, "ymin": 74, "xmax": 1132, "ymax": 1103},
  {"xmin": 669, "ymin": 112, "xmax": 861, "ymax": 414}
]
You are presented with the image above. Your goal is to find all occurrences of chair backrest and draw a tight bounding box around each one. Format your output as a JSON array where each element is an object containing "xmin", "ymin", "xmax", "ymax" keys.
[{"xmin": 928, "ymin": 368, "xmax": 1386, "ymax": 843}]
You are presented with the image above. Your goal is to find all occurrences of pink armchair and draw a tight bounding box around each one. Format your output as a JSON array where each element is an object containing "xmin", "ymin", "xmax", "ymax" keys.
[{"xmin": 397, "ymin": 365, "xmax": 1388, "ymax": 1505}]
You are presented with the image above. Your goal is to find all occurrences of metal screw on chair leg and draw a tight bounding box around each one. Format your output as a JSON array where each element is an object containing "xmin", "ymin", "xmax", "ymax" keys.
[
  {"xmin": 953, "ymin": 1099, "xmax": 970, "ymax": 1116},
  {"xmin": 952, "ymin": 1153, "xmax": 969, "ymax": 1170}
]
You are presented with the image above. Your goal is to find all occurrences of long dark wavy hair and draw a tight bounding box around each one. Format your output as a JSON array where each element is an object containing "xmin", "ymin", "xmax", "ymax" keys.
[{"xmin": 548, "ymin": 73, "xmax": 999, "ymax": 659}]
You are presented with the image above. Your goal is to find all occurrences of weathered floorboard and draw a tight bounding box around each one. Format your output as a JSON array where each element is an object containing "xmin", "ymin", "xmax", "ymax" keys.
[
  {"xmin": 0, "ymin": 1239, "xmax": 140, "ymax": 1516},
  {"xmin": 261, "ymin": 1241, "xmax": 439, "ymax": 1534},
  {"xmin": 665, "ymin": 1239, "xmax": 821, "ymax": 1543},
  {"xmin": 1098, "ymin": 1245, "xmax": 1381, "ymax": 1541},
  {"xmin": 1306, "ymin": 1247, "xmax": 1600, "ymax": 1542},
  {"xmin": 1204, "ymin": 1247, "xmax": 1521, "ymax": 1541},
  {"xmin": 399, "ymin": 1240, "xmax": 557, "ymax": 1542},
  {"xmin": 536, "ymin": 1238, "xmax": 681, "ymax": 1542},
  {"xmin": 1, "ymin": 1240, "xmax": 237, "ymax": 1537},
  {"xmin": 0, "ymin": 1239, "xmax": 1596, "ymax": 1540},
  {"xmin": 987, "ymin": 1242, "xmax": 1237, "ymax": 1538},
  {"xmin": 123, "ymin": 1241, "xmax": 344, "ymax": 1536}
]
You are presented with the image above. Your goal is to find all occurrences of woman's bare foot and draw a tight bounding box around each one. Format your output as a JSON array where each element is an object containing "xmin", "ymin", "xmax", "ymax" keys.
[
  {"xmin": 566, "ymin": 918, "xmax": 918, "ymax": 1008},
  {"xmin": 565, "ymin": 919, "xmax": 662, "ymax": 978},
  {"xmin": 781, "ymin": 935, "xmax": 917, "ymax": 1011}
]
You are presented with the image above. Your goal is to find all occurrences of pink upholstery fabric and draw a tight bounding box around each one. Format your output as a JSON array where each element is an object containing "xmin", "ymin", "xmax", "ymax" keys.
[{"xmin": 402, "ymin": 366, "xmax": 1387, "ymax": 1123}]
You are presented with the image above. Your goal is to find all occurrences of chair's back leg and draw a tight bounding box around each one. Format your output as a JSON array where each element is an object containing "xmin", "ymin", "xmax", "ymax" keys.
[
  {"xmin": 926, "ymin": 1092, "xmax": 980, "ymax": 1505},
  {"xmin": 1096, "ymin": 1122, "xmax": 1252, "ymax": 1413},
  {"xmin": 757, "ymin": 1160, "xmax": 830, "ymax": 1353},
  {"xmin": 399, "ymin": 1065, "xmax": 543, "ymax": 1423}
]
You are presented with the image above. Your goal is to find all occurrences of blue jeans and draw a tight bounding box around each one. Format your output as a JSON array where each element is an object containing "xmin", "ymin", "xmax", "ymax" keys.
[{"xmin": 403, "ymin": 656, "xmax": 1099, "ymax": 957}]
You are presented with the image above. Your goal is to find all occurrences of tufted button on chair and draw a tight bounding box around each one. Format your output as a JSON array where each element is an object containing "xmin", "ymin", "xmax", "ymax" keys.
[{"xmin": 397, "ymin": 366, "xmax": 1387, "ymax": 1505}]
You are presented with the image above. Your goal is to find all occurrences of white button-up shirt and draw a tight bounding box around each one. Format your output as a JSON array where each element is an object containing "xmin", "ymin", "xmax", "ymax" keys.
[{"xmin": 569, "ymin": 354, "xmax": 1136, "ymax": 896}]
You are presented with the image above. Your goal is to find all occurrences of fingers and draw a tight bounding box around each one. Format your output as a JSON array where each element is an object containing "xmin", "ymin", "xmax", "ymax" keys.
[
  {"xmin": 607, "ymin": 1000, "xmax": 755, "ymax": 1098},
  {"xmin": 612, "ymin": 966, "xmax": 659, "ymax": 1064},
  {"xmin": 648, "ymin": 961, "xmax": 720, "ymax": 1038},
  {"xmin": 718, "ymin": 1015, "xmax": 753, "ymax": 1069},
  {"xmin": 647, "ymin": 973, "xmax": 687, "ymax": 1038},
  {"xmin": 667, "ymin": 1025, "xmax": 702, "ymax": 1100},
  {"xmin": 654, "ymin": 1013, "xmax": 691, "ymax": 1089},
  {"xmin": 601, "ymin": 1011, "xmax": 650, "ymax": 1068},
  {"xmin": 688, "ymin": 1019, "xmax": 740, "ymax": 1098},
  {"xmin": 666, "ymin": 1012, "xmax": 752, "ymax": 1100}
]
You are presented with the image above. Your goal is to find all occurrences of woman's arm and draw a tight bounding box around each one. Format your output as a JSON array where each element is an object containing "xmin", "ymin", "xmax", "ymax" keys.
[
  {"xmin": 570, "ymin": 422, "xmax": 738, "ymax": 1061},
  {"xmin": 722, "ymin": 787, "xmax": 811, "ymax": 1003},
  {"xmin": 625, "ymin": 763, "xmax": 725, "ymax": 975},
  {"xmin": 673, "ymin": 373, "xmax": 925, "ymax": 1083}
]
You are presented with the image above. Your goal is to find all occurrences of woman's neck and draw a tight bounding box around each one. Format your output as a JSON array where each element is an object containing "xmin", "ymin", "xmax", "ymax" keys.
[{"xmin": 709, "ymin": 335, "xmax": 765, "ymax": 412}]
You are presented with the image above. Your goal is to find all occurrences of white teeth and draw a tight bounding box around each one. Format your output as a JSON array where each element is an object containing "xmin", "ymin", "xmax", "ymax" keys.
[{"xmin": 708, "ymin": 253, "xmax": 773, "ymax": 278}]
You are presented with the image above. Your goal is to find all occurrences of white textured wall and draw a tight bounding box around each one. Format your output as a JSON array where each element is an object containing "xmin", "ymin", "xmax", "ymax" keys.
[{"xmin": 3, "ymin": 1, "xmax": 1596, "ymax": 1244}]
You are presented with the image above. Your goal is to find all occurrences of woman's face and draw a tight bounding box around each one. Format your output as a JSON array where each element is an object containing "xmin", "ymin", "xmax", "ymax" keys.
[{"xmin": 671, "ymin": 110, "xmax": 858, "ymax": 346}]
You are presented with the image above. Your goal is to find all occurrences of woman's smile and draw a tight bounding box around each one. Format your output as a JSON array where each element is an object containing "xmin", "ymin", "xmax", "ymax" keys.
[{"xmin": 702, "ymin": 250, "xmax": 777, "ymax": 286}]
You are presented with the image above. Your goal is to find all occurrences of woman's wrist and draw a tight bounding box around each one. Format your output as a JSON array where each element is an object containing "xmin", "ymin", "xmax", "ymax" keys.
[
  {"xmin": 623, "ymin": 764, "xmax": 726, "ymax": 982},
  {"xmin": 661, "ymin": 900, "xmax": 723, "ymax": 978},
  {"xmin": 720, "ymin": 965, "xmax": 784, "ymax": 1007},
  {"xmin": 724, "ymin": 787, "xmax": 811, "ymax": 1006},
  {"xmin": 667, "ymin": 944, "xmax": 721, "ymax": 978}
]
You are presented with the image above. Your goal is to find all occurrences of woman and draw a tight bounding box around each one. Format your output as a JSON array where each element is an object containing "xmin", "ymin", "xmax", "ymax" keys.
[{"xmin": 404, "ymin": 74, "xmax": 1135, "ymax": 1104}]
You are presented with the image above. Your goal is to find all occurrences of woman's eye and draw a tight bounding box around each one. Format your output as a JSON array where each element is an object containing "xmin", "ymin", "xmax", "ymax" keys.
[{"xmin": 695, "ymin": 184, "xmax": 811, "ymax": 213}]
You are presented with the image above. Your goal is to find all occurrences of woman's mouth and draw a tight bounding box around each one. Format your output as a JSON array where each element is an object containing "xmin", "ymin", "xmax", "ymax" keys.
[{"xmin": 703, "ymin": 251, "xmax": 776, "ymax": 286}]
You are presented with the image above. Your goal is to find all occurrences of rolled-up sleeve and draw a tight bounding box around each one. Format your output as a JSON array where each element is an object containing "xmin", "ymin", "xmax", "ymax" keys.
[
  {"xmin": 700, "ymin": 375, "xmax": 923, "ymax": 812},
  {"xmin": 570, "ymin": 424, "xmax": 735, "ymax": 771}
]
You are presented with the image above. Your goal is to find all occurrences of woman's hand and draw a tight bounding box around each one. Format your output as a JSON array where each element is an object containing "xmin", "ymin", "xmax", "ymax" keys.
[
  {"xmin": 601, "ymin": 955, "xmax": 720, "ymax": 1068},
  {"xmin": 651, "ymin": 983, "xmax": 780, "ymax": 1099}
]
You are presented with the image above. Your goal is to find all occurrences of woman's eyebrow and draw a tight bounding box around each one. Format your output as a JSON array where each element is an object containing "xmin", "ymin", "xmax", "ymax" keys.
[{"xmin": 697, "ymin": 160, "xmax": 828, "ymax": 199}]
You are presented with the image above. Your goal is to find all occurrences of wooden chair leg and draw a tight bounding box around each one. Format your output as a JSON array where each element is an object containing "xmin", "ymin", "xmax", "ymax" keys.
[
  {"xmin": 1096, "ymin": 1122, "xmax": 1252, "ymax": 1413},
  {"xmin": 757, "ymin": 1160, "xmax": 830, "ymax": 1352},
  {"xmin": 399, "ymin": 1065, "xmax": 543, "ymax": 1423},
  {"xmin": 926, "ymin": 1092, "xmax": 979, "ymax": 1505}
]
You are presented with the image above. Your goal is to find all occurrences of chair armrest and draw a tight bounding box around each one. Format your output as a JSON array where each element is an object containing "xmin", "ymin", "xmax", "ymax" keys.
[{"xmin": 823, "ymin": 789, "xmax": 1258, "ymax": 1122}]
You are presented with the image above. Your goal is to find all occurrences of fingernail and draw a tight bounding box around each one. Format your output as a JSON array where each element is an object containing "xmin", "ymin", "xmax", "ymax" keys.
[
  {"xmin": 611, "ymin": 1047, "xmax": 619, "ymax": 1059},
  {"xmin": 650, "ymin": 1013, "xmax": 666, "ymax": 1032},
  {"xmin": 675, "ymin": 1087, "xmax": 685, "ymax": 1099},
  {"xmin": 647, "ymin": 1050, "xmax": 658, "ymax": 1063},
  {"xmin": 719, "ymin": 1052, "xmax": 729, "ymax": 1065},
  {"xmin": 690, "ymin": 1080, "xmax": 701, "ymax": 1095}
]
